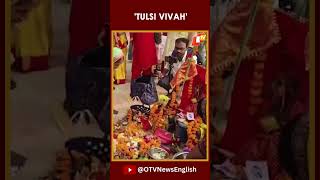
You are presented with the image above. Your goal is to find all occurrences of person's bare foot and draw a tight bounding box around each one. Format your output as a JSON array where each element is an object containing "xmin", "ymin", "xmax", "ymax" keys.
[{"xmin": 21, "ymin": 56, "xmax": 31, "ymax": 72}]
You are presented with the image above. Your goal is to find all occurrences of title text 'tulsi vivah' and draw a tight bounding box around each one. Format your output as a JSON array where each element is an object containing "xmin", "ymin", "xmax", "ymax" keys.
[{"xmin": 133, "ymin": 13, "xmax": 188, "ymax": 21}]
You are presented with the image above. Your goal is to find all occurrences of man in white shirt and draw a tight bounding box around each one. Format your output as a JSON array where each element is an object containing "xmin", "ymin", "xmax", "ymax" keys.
[
  {"xmin": 162, "ymin": 38, "xmax": 189, "ymax": 78},
  {"xmin": 159, "ymin": 37, "xmax": 199, "ymax": 97}
]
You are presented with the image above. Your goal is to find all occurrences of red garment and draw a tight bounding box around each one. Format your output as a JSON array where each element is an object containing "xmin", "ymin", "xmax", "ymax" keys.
[
  {"xmin": 68, "ymin": 0, "xmax": 107, "ymax": 58},
  {"xmin": 13, "ymin": 56, "xmax": 49, "ymax": 72},
  {"xmin": 131, "ymin": 33, "xmax": 157, "ymax": 80},
  {"xmin": 220, "ymin": 11, "xmax": 309, "ymax": 154},
  {"xmin": 179, "ymin": 65, "xmax": 206, "ymax": 112},
  {"xmin": 94, "ymin": 174, "xmax": 106, "ymax": 180},
  {"xmin": 11, "ymin": 48, "xmax": 49, "ymax": 72},
  {"xmin": 234, "ymin": 132, "xmax": 283, "ymax": 179}
]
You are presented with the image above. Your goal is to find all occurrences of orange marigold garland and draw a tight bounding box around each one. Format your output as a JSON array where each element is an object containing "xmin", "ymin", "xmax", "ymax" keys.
[
  {"xmin": 150, "ymin": 106, "xmax": 167, "ymax": 130},
  {"xmin": 165, "ymin": 90, "xmax": 179, "ymax": 117},
  {"xmin": 115, "ymin": 136, "xmax": 132, "ymax": 158},
  {"xmin": 126, "ymin": 123, "xmax": 144, "ymax": 137},
  {"xmin": 127, "ymin": 109, "xmax": 133, "ymax": 122},
  {"xmin": 170, "ymin": 91, "xmax": 177, "ymax": 107},
  {"xmin": 186, "ymin": 116, "xmax": 203, "ymax": 149},
  {"xmin": 139, "ymin": 141, "xmax": 150, "ymax": 156},
  {"xmin": 139, "ymin": 138, "xmax": 161, "ymax": 156},
  {"xmin": 187, "ymin": 78, "xmax": 194, "ymax": 99},
  {"xmin": 151, "ymin": 104, "xmax": 159, "ymax": 114},
  {"xmin": 149, "ymin": 105, "xmax": 160, "ymax": 123}
]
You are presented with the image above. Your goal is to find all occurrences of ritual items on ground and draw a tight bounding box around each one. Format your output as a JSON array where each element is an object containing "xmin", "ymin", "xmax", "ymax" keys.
[
  {"xmin": 112, "ymin": 89, "xmax": 207, "ymax": 160},
  {"xmin": 41, "ymin": 150, "xmax": 108, "ymax": 180}
]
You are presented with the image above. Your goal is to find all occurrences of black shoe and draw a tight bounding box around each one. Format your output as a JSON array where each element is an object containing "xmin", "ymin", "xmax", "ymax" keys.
[
  {"xmin": 11, "ymin": 151, "xmax": 27, "ymax": 168},
  {"xmin": 65, "ymin": 137, "xmax": 108, "ymax": 163},
  {"xmin": 11, "ymin": 80, "xmax": 16, "ymax": 90}
]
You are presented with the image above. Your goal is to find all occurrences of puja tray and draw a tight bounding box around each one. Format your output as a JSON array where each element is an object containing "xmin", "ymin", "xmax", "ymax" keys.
[{"xmin": 130, "ymin": 105, "xmax": 150, "ymax": 115}]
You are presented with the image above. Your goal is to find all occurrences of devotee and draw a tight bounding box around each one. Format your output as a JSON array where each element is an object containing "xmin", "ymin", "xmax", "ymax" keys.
[
  {"xmin": 162, "ymin": 32, "xmax": 196, "ymax": 62},
  {"xmin": 113, "ymin": 32, "xmax": 128, "ymax": 84},
  {"xmin": 162, "ymin": 38, "xmax": 190, "ymax": 78},
  {"xmin": 212, "ymin": 0, "xmax": 308, "ymax": 167},
  {"xmin": 130, "ymin": 33, "xmax": 158, "ymax": 80},
  {"xmin": 12, "ymin": 0, "xmax": 52, "ymax": 72}
]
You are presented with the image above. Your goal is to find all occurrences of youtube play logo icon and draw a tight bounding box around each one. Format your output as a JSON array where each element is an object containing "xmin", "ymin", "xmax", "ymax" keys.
[{"xmin": 123, "ymin": 165, "xmax": 137, "ymax": 175}]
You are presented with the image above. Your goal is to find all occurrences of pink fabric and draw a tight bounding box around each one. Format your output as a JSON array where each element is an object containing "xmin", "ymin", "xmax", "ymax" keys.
[{"xmin": 154, "ymin": 128, "xmax": 173, "ymax": 144}]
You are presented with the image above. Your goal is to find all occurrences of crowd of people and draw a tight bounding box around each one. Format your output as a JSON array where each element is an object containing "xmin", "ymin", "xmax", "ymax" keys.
[
  {"xmin": 112, "ymin": 32, "xmax": 208, "ymax": 160},
  {"xmin": 8, "ymin": 0, "xmax": 311, "ymax": 179}
]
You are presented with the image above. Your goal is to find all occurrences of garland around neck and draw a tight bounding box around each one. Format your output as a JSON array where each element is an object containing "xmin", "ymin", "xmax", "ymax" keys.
[{"xmin": 213, "ymin": 0, "xmax": 282, "ymax": 73}]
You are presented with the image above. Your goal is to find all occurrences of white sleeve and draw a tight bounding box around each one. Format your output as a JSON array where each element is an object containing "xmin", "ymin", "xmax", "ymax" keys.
[{"xmin": 164, "ymin": 62, "xmax": 169, "ymax": 70}]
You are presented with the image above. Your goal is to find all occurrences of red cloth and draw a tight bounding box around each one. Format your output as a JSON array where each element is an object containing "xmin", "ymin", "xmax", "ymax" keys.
[
  {"xmin": 11, "ymin": 49, "xmax": 49, "ymax": 72},
  {"xmin": 131, "ymin": 33, "xmax": 158, "ymax": 80},
  {"xmin": 68, "ymin": 0, "xmax": 107, "ymax": 58},
  {"xmin": 179, "ymin": 65, "xmax": 206, "ymax": 112},
  {"xmin": 95, "ymin": 174, "xmax": 106, "ymax": 180},
  {"xmin": 13, "ymin": 56, "xmax": 49, "ymax": 72},
  {"xmin": 220, "ymin": 11, "xmax": 309, "ymax": 154},
  {"xmin": 234, "ymin": 132, "xmax": 283, "ymax": 180}
]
